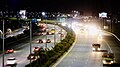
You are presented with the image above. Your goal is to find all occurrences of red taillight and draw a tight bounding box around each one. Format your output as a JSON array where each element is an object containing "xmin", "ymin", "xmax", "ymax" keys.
[{"xmin": 9, "ymin": 50, "xmax": 13, "ymax": 52}]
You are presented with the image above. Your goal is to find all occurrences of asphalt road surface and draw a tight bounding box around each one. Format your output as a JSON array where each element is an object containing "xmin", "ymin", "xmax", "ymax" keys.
[
  {"xmin": 0, "ymin": 24, "xmax": 67, "ymax": 67},
  {"xmin": 54, "ymin": 24, "xmax": 120, "ymax": 67}
]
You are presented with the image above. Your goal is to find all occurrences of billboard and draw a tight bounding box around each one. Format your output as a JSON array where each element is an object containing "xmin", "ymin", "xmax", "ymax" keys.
[
  {"xmin": 99, "ymin": 12, "xmax": 107, "ymax": 18},
  {"xmin": 19, "ymin": 10, "xmax": 27, "ymax": 19}
]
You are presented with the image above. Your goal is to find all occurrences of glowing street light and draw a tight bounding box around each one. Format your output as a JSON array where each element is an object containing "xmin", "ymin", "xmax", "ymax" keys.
[
  {"xmin": 42, "ymin": 12, "xmax": 48, "ymax": 49},
  {"xmin": 42, "ymin": 12, "xmax": 45, "ymax": 16}
]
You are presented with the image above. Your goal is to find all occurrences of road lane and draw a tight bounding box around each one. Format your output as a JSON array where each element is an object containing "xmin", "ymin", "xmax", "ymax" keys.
[
  {"xmin": 56, "ymin": 32, "xmax": 102, "ymax": 67},
  {"xmin": 55, "ymin": 28, "xmax": 120, "ymax": 67},
  {"xmin": 0, "ymin": 24, "xmax": 67, "ymax": 67},
  {"xmin": 102, "ymin": 34, "xmax": 120, "ymax": 63}
]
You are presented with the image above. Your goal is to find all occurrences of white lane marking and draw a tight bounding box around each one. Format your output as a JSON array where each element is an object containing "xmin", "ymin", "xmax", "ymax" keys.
[
  {"xmin": 72, "ymin": 61, "xmax": 74, "ymax": 64},
  {"xmin": 103, "ymin": 40, "xmax": 113, "ymax": 53},
  {"xmin": 52, "ymin": 35, "xmax": 77, "ymax": 67},
  {"xmin": 84, "ymin": 53, "xmax": 91, "ymax": 67}
]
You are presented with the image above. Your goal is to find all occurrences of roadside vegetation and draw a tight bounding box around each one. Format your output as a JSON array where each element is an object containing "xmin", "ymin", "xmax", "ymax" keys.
[
  {"xmin": 0, "ymin": 18, "xmax": 76, "ymax": 67},
  {"xmin": 25, "ymin": 21, "xmax": 75, "ymax": 67}
]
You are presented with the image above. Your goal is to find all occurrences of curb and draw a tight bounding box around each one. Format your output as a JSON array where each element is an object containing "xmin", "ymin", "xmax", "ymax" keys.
[
  {"xmin": 52, "ymin": 34, "xmax": 77, "ymax": 67},
  {"xmin": 105, "ymin": 31, "xmax": 120, "ymax": 42}
]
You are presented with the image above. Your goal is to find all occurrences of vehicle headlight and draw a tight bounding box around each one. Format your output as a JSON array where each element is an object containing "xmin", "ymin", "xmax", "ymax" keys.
[
  {"xmin": 98, "ymin": 48, "xmax": 100, "ymax": 50},
  {"xmin": 92, "ymin": 48, "xmax": 95, "ymax": 50},
  {"xmin": 111, "ymin": 61, "xmax": 114, "ymax": 63},
  {"xmin": 43, "ymin": 40, "xmax": 46, "ymax": 42},
  {"xmin": 102, "ymin": 60, "xmax": 106, "ymax": 64},
  {"xmin": 31, "ymin": 56, "xmax": 34, "ymax": 58}
]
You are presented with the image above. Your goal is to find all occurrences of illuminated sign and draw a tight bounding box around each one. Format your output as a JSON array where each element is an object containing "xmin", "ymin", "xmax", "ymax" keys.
[
  {"xmin": 37, "ymin": 19, "xmax": 41, "ymax": 21},
  {"xmin": 19, "ymin": 10, "xmax": 27, "ymax": 19},
  {"xmin": 99, "ymin": 12, "xmax": 107, "ymax": 18}
]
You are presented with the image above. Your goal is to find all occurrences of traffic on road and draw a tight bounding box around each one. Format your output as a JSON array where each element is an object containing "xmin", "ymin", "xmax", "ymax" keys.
[{"xmin": 0, "ymin": 24, "xmax": 67, "ymax": 67}]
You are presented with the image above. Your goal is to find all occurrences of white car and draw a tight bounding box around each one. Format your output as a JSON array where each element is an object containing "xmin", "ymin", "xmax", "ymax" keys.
[{"xmin": 6, "ymin": 57, "xmax": 17, "ymax": 66}]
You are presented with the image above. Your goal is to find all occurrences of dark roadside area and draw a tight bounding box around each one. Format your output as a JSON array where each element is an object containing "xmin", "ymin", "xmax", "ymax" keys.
[
  {"xmin": 0, "ymin": 22, "xmax": 39, "ymax": 53},
  {"xmin": 112, "ymin": 23, "xmax": 120, "ymax": 39}
]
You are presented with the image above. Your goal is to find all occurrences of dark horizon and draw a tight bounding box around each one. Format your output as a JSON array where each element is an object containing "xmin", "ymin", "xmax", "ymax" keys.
[{"xmin": 0, "ymin": 0, "xmax": 120, "ymax": 15}]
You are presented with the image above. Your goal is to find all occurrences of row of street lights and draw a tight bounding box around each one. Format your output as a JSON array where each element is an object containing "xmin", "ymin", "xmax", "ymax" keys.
[
  {"xmin": 1, "ymin": 12, "xmax": 65, "ymax": 67},
  {"xmin": 42, "ymin": 12, "xmax": 48, "ymax": 50}
]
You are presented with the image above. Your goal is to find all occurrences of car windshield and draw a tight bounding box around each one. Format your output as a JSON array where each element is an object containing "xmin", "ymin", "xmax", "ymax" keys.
[{"xmin": 104, "ymin": 58, "xmax": 113, "ymax": 61}]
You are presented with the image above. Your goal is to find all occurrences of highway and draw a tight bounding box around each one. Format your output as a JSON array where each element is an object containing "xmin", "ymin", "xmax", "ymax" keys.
[
  {"xmin": 54, "ymin": 23, "xmax": 120, "ymax": 67},
  {"xmin": 0, "ymin": 24, "xmax": 67, "ymax": 67}
]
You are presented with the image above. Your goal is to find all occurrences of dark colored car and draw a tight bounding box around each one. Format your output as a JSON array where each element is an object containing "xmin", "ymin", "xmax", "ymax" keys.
[
  {"xmin": 38, "ymin": 39, "xmax": 43, "ymax": 43},
  {"xmin": 27, "ymin": 53, "xmax": 35, "ymax": 60},
  {"xmin": 46, "ymin": 39, "xmax": 51, "ymax": 43},
  {"xmin": 6, "ymin": 49, "xmax": 14, "ymax": 53},
  {"xmin": 34, "ymin": 47, "xmax": 40, "ymax": 52},
  {"xmin": 60, "ymin": 34, "xmax": 64, "ymax": 37}
]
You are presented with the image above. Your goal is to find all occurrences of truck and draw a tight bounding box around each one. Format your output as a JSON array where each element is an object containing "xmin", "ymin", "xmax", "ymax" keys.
[{"xmin": 92, "ymin": 43, "xmax": 100, "ymax": 51}]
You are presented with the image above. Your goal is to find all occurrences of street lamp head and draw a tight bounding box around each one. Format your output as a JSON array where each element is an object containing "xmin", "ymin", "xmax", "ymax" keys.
[{"xmin": 42, "ymin": 12, "xmax": 45, "ymax": 16}]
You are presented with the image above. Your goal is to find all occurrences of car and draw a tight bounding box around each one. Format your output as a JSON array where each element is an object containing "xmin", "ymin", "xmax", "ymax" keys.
[
  {"xmin": 27, "ymin": 53, "xmax": 35, "ymax": 60},
  {"xmin": 102, "ymin": 53, "xmax": 115, "ymax": 65},
  {"xmin": 60, "ymin": 34, "xmax": 64, "ymax": 37},
  {"xmin": 80, "ymin": 29, "xmax": 84, "ymax": 33},
  {"xmin": 39, "ymin": 47, "xmax": 45, "ymax": 52},
  {"xmin": 38, "ymin": 39, "xmax": 43, "ymax": 43},
  {"xmin": 58, "ymin": 31, "xmax": 62, "ymax": 34},
  {"xmin": 6, "ymin": 49, "xmax": 14, "ymax": 53},
  {"xmin": 46, "ymin": 31, "xmax": 51, "ymax": 35},
  {"xmin": 33, "ymin": 47, "xmax": 40, "ymax": 52},
  {"xmin": 46, "ymin": 39, "xmax": 51, "ymax": 43},
  {"xmin": 102, "ymin": 58, "xmax": 114, "ymax": 65},
  {"xmin": 6, "ymin": 57, "xmax": 17, "ymax": 66},
  {"xmin": 92, "ymin": 43, "xmax": 100, "ymax": 51},
  {"xmin": 50, "ymin": 29, "xmax": 55, "ymax": 34}
]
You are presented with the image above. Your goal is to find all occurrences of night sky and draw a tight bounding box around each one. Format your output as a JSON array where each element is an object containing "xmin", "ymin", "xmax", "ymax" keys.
[{"xmin": 0, "ymin": 0, "xmax": 120, "ymax": 14}]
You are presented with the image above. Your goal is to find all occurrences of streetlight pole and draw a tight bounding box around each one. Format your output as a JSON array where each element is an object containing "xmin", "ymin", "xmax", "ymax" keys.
[
  {"xmin": 60, "ymin": 26, "xmax": 62, "ymax": 41},
  {"xmin": 71, "ymin": 19, "xmax": 73, "ymax": 33},
  {"xmin": 110, "ymin": 20, "xmax": 112, "ymax": 32},
  {"xmin": 54, "ymin": 22, "xmax": 56, "ymax": 46},
  {"xmin": 45, "ymin": 20, "xmax": 47, "ymax": 50},
  {"xmin": 29, "ymin": 20, "xmax": 32, "ymax": 66},
  {"xmin": 42, "ymin": 12, "xmax": 47, "ymax": 50},
  {"xmin": 2, "ymin": 19, "xmax": 5, "ymax": 67}
]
